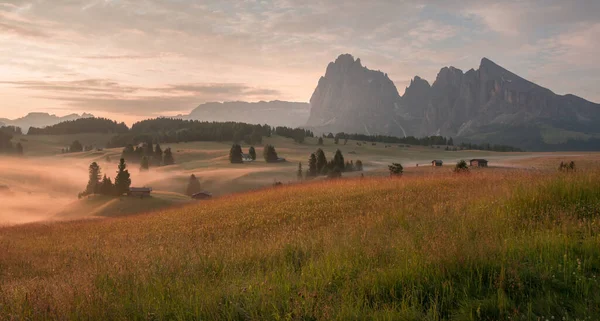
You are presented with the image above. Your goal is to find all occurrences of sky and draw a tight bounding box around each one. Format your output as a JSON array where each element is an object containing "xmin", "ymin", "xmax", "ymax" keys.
[{"xmin": 0, "ymin": 0, "xmax": 599, "ymax": 123}]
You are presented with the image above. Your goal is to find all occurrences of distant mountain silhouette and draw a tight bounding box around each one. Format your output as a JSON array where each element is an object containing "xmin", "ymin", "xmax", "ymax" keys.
[
  {"xmin": 0, "ymin": 112, "xmax": 94, "ymax": 133},
  {"xmin": 307, "ymin": 54, "xmax": 600, "ymax": 150},
  {"xmin": 178, "ymin": 101, "xmax": 310, "ymax": 127}
]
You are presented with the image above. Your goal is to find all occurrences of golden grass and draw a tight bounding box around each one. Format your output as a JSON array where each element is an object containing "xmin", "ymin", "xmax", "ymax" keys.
[{"xmin": 1, "ymin": 169, "xmax": 600, "ymax": 320}]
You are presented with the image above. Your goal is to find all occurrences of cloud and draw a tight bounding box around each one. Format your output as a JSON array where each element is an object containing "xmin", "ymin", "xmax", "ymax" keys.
[{"xmin": 1, "ymin": 79, "xmax": 281, "ymax": 115}]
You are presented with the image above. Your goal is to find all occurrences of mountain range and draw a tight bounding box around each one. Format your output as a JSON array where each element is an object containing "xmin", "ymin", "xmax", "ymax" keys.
[
  {"xmin": 0, "ymin": 112, "xmax": 94, "ymax": 133},
  {"xmin": 307, "ymin": 54, "xmax": 600, "ymax": 150},
  {"xmin": 178, "ymin": 101, "xmax": 310, "ymax": 128}
]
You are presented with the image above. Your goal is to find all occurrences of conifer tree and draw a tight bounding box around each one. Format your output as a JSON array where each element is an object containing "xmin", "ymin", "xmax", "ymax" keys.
[
  {"xmin": 308, "ymin": 153, "xmax": 318, "ymax": 177},
  {"xmin": 229, "ymin": 144, "xmax": 243, "ymax": 163},
  {"xmin": 388, "ymin": 163, "xmax": 403, "ymax": 176},
  {"xmin": 185, "ymin": 174, "xmax": 202, "ymax": 196},
  {"xmin": 333, "ymin": 149, "xmax": 345, "ymax": 171},
  {"xmin": 85, "ymin": 162, "xmax": 102, "ymax": 195},
  {"xmin": 315, "ymin": 148, "xmax": 327, "ymax": 174},
  {"xmin": 318, "ymin": 137, "xmax": 324, "ymax": 145},
  {"xmin": 163, "ymin": 148, "xmax": 175, "ymax": 165},
  {"xmin": 355, "ymin": 160, "xmax": 363, "ymax": 171},
  {"xmin": 263, "ymin": 145, "xmax": 279, "ymax": 163},
  {"xmin": 114, "ymin": 158, "xmax": 131, "ymax": 196},
  {"xmin": 70, "ymin": 140, "xmax": 83, "ymax": 152},
  {"xmin": 140, "ymin": 156, "xmax": 150, "ymax": 171},
  {"xmin": 154, "ymin": 144, "xmax": 163, "ymax": 166},
  {"xmin": 297, "ymin": 162, "xmax": 303, "ymax": 180},
  {"xmin": 249, "ymin": 146, "xmax": 256, "ymax": 160},
  {"xmin": 99, "ymin": 175, "xmax": 114, "ymax": 196}
]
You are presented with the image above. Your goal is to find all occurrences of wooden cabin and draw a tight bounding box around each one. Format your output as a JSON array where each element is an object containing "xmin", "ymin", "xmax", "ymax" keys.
[
  {"xmin": 470, "ymin": 159, "xmax": 489, "ymax": 167},
  {"xmin": 128, "ymin": 187, "xmax": 152, "ymax": 198},
  {"xmin": 431, "ymin": 160, "xmax": 443, "ymax": 167}
]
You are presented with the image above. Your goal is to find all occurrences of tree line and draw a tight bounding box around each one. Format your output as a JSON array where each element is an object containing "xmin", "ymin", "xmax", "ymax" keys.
[
  {"xmin": 28, "ymin": 118, "xmax": 128, "ymax": 135},
  {"xmin": 0, "ymin": 126, "xmax": 24, "ymax": 155},
  {"xmin": 303, "ymin": 148, "xmax": 363, "ymax": 179},
  {"xmin": 229, "ymin": 144, "xmax": 281, "ymax": 163}
]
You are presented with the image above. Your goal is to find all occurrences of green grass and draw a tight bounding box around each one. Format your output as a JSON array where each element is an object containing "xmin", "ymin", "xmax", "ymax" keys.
[{"xmin": 1, "ymin": 170, "xmax": 600, "ymax": 320}]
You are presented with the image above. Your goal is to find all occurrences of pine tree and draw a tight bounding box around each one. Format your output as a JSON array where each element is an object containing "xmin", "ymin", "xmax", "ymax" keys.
[
  {"xmin": 297, "ymin": 162, "xmax": 303, "ymax": 180},
  {"xmin": 263, "ymin": 145, "xmax": 279, "ymax": 163},
  {"xmin": 315, "ymin": 148, "xmax": 327, "ymax": 174},
  {"xmin": 249, "ymin": 146, "xmax": 256, "ymax": 160},
  {"xmin": 140, "ymin": 156, "xmax": 150, "ymax": 171},
  {"xmin": 85, "ymin": 162, "xmax": 102, "ymax": 195},
  {"xmin": 154, "ymin": 144, "xmax": 163, "ymax": 166},
  {"xmin": 229, "ymin": 144, "xmax": 243, "ymax": 163},
  {"xmin": 318, "ymin": 137, "xmax": 324, "ymax": 145},
  {"xmin": 250, "ymin": 129, "xmax": 262, "ymax": 145},
  {"xmin": 308, "ymin": 153, "xmax": 318, "ymax": 177},
  {"xmin": 185, "ymin": 174, "xmax": 202, "ymax": 196},
  {"xmin": 333, "ymin": 149, "xmax": 345, "ymax": 171},
  {"xmin": 99, "ymin": 175, "xmax": 114, "ymax": 196},
  {"xmin": 114, "ymin": 158, "xmax": 131, "ymax": 196},
  {"xmin": 163, "ymin": 148, "xmax": 175, "ymax": 165},
  {"xmin": 355, "ymin": 160, "xmax": 363, "ymax": 171},
  {"xmin": 70, "ymin": 140, "xmax": 83, "ymax": 152}
]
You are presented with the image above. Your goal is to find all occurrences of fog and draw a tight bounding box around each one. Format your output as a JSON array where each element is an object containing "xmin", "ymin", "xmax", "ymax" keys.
[{"xmin": 0, "ymin": 155, "xmax": 188, "ymax": 225}]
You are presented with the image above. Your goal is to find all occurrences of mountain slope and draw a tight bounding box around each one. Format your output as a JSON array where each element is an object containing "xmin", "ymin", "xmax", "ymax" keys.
[
  {"xmin": 1, "ymin": 112, "xmax": 94, "ymax": 133},
  {"xmin": 307, "ymin": 54, "xmax": 600, "ymax": 150},
  {"xmin": 180, "ymin": 100, "xmax": 310, "ymax": 127}
]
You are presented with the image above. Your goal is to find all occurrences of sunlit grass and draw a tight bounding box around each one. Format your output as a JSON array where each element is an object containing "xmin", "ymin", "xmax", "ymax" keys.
[{"xmin": 1, "ymin": 170, "xmax": 600, "ymax": 320}]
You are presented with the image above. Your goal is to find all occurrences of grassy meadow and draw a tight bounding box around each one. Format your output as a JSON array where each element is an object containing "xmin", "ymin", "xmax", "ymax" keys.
[{"xmin": 2, "ymin": 166, "xmax": 600, "ymax": 320}]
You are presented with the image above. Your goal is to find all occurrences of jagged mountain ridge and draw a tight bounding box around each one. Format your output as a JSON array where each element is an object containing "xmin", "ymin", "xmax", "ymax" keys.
[
  {"xmin": 179, "ymin": 100, "xmax": 310, "ymax": 128},
  {"xmin": 307, "ymin": 54, "xmax": 600, "ymax": 149},
  {"xmin": 0, "ymin": 112, "xmax": 94, "ymax": 133}
]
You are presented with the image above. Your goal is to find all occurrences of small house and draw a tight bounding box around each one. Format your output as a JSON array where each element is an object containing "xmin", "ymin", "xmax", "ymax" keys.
[
  {"xmin": 431, "ymin": 160, "xmax": 443, "ymax": 167},
  {"xmin": 128, "ymin": 187, "xmax": 152, "ymax": 198},
  {"xmin": 191, "ymin": 191, "xmax": 212, "ymax": 200},
  {"xmin": 241, "ymin": 153, "xmax": 254, "ymax": 162},
  {"xmin": 275, "ymin": 157, "xmax": 287, "ymax": 163},
  {"xmin": 470, "ymin": 159, "xmax": 489, "ymax": 167}
]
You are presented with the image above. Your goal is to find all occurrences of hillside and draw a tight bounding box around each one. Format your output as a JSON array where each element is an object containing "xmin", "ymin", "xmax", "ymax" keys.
[
  {"xmin": 0, "ymin": 112, "xmax": 93, "ymax": 133},
  {"xmin": 307, "ymin": 54, "xmax": 600, "ymax": 150},
  {"xmin": 2, "ymin": 169, "xmax": 600, "ymax": 319},
  {"xmin": 180, "ymin": 101, "xmax": 310, "ymax": 128}
]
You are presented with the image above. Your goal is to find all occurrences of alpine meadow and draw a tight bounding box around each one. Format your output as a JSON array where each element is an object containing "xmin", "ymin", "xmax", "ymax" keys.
[{"xmin": 2, "ymin": 1, "xmax": 600, "ymax": 320}]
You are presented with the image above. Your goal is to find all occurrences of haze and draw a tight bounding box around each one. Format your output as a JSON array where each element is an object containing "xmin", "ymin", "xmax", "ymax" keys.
[{"xmin": 1, "ymin": 0, "xmax": 599, "ymax": 123}]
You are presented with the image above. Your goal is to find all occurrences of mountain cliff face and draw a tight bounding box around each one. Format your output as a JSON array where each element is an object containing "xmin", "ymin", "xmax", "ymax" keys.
[
  {"xmin": 308, "ymin": 54, "xmax": 600, "ymax": 149},
  {"xmin": 181, "ymin": 100, "xmax": 310, "ymax": 128},
  {"xmin": 306, "ymin": 54, "xmax": 401, "ymax": 135},
  {"xmin": 0, "ymin": 112, "xmax": 94, "ymax": 133}
]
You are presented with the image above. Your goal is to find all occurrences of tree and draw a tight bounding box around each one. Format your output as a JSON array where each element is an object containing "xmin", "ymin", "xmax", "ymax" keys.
[
  {"xmin": 448, "ymin": 137, "xmax": 454, "ymax": 146},
  {"xmin": 70, "ymin": 140, "xmax": 83, "ymax": 152},
  {"xmin": 355, "ymin": 160, "xmax": 363, "ymax": 171},
  {"xmin": 315, "ymin": 148, "xmax": 327, "ymax": 174},
  {"xmin": 154, "ymin": 144, "xmax": 163, "ymax": 166},
  {"xmin": 84, "ymin": 162, "xmax": 102, "ymax": 195},
  {"xmin": 250, "ymin": 129, "xmax": 263, "ymax": 145},
  {"xmin": 15, "ymin": 142, "xmax": 23, "ymax": 155},
  {"xmin": 454, "ymin": 160, "xmax": 469, "ymax": 173},
  {"xmin": 185, "ymin": 174, "xmax": 202, "ymax": 196},
  {"xmin": 229, "ymin": 144, "xmax": 243, "ymax": 163},
  {"xmin": 114, "ymin": 158, "xmax": 131, "ymax": 196},
  {"xmin": 388, "ymin": 163, "xmax": 403, "ymax": 176},
  {"xmin": 308, "ymin": 153, "xmax": 318, "ymax": 177},
  {"xmin": 334, "ymin": 137, "xmax": 339, "ymax": 144},
  {"xmin": 263, "ymin": 145, "xmax": 279, "ymax": 163},
  {"xmin": 249, "ymin": 146, "xmax": 256, "ymax": 160},
  {"xmin": 163, "ymin": 148, "xmax": 175, "ymax": 165},
  {"xmin": 297, "ymin": 162, "xmax": 303, "ymax": 180},
  {"xmin": 140, "ymin": 156, "xmax": 150, "ymax": 171},
  {"xmin": 318, "ymin": 137, "xmax": 324, "ymax": 146},
  {"xmin": 332, "ymin": 149, "xmax": 345, "ymax": 172},
  {"xmin": 99, "ymin": 175, "xmax": 114, "ymax": 196}
]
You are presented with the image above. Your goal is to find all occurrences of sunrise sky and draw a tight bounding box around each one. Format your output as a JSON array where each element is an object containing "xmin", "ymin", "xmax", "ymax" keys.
[{"xmin": 1, "ymin": 0, "xmax": 599, "ymax": 122}]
